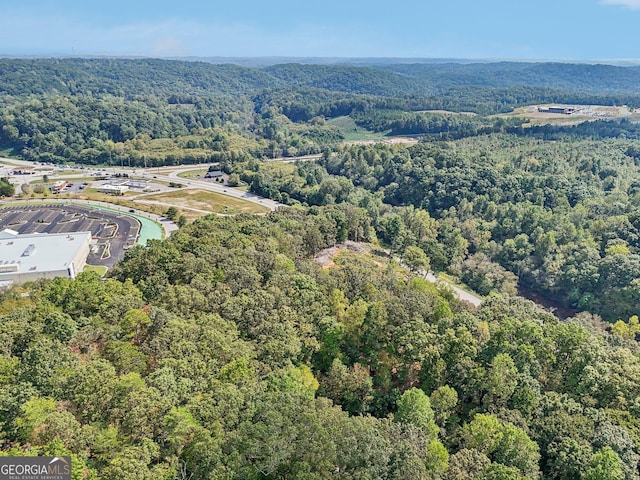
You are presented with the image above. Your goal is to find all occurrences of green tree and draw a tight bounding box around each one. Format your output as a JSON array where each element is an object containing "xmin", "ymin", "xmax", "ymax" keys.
[
  {"xmin": 18, "ymin": 336, "xmax": 77, "ymax": 397},
  {"xmin": 447, "ymin": 449, "xmax": 491, "ymax": 480},
  {"xmin": 403, "ymin": 245, "xmax": 430, "ymax": 275},
  {"xmin": 0, "ymin": 178, "xmax": 14, "ymax": 197},
  {"xmin": 118, "ymin": 308, "xmax": 151, "ymax": 345},
  {"xmin": 320, "ymin": 359, "xmax": 373, "ymax": 415},
  {"xmin": 430, "ymin": 385, "xmax": 458, "ymax": 427},
  {"xmin": 583, "ymin": 447, "xmax": 624, "ymax": 480},
  {"xmin": 14, "ymin": 396, "xmax": 57, "ymax": 442},
  {"xmin": 165, "ymin": 206, "xmax": 179, "ymax": 221},
  {"xmin": 461, "ymin": 414, "xmax": 540, "ymax": 479},
  {"xmin": 42, "ymin": 311, "xmax": 78, "ymax": 344},
  {"xmin": 394, "ymin": 387, "xmax": 439, "ymax": 440},
  {"xmin": 485, "ymin": 353, "xmax": 518, "ymax": 408},
  {"xmin": 227, "ymin": 173, "xmax": 241, "ymax": 186}
]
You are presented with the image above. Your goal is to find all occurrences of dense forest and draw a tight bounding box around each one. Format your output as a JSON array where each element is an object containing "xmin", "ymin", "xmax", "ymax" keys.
[
  {"xmin": 4, "ymin": 57, "xmax": 640, "ymax": 479},
  {"xmin": 236, "ymin": 130, "xmax": 640, "ymax": 321},
  {"xmin": 2, "ymin": 58, "xmax": 640, "ymax": 165},
  {"xmin": 3, "ymin": 210, "xmax": 640, "ymax": 480}
]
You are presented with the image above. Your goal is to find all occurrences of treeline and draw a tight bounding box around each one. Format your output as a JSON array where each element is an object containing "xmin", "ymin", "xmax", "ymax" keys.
[
  {"xmin": 351, "ymin": 109, "xmax": 523, "ymax": 138},
  {"xmin": 2, "ymin": 209, "xmax": 640, "ymax": 479},
  {"xmin": 0, "ymin": 93, "xmax": 260, "ymax": 165},
  {"xmin": 519, "ymin": 119, "xmax": 640, "ymax": 141},
  {"xmin": 0, "ymin": 93, "xmax": 340, "ymax": 165}
]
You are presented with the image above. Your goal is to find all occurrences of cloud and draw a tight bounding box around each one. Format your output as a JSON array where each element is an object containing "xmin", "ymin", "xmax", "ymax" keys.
[{"xmin": 600, "ymin": 0, "xmax": 640, "ymax": 9}]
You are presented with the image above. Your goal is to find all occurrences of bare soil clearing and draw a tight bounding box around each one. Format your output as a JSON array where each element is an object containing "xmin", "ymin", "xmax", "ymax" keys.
[{"xmin": 502, "ymin": 104, "xmax": 640, "ymax": 126}]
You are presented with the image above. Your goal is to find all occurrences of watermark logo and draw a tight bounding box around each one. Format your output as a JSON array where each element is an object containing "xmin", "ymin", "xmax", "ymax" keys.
[{"xmin": 0, "ymin": 456, "xmax": 71, "ymax": 480}]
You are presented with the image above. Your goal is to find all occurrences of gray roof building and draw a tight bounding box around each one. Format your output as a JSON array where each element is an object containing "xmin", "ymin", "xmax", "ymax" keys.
[{"xmin": 0, "ymin": 229, "xmax": 92, "ymax": 288}]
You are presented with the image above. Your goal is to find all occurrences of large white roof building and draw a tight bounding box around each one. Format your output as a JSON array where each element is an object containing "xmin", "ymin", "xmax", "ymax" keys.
[{"xmin": 0, "ymin": 229, "xmax": 92, "ymax": 288}]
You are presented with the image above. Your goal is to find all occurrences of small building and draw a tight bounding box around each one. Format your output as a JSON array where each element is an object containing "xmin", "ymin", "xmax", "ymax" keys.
[
  {"xmin": 205, "ymin": 170, "xmax": 224, "ymax": 179},
  {"xmin": 98, "ymin": 184, "xmax": 129, "ymax": 195},
  {"xmin": 126, "ymin": 179, "xmax": 148, "ymax": 189},
  {"xmin": 52, "ymin": 181, "xmax": 67, "ymax": 193},
  {"xmin": 0, "ymin": 229, "xmax": 92, "ymax": 288}
]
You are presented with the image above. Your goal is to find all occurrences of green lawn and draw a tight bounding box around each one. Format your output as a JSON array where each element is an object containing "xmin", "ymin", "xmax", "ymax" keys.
[
  {"xmin": 328, "ymin": 116, "xmax": 388, "ymax": 142},
  {"xmin": 177, "ymin": 169, "xmax": 209, "ymax": 179},
  {"xmin": 140, "ymin": 188, "xmax": 270, "ymax": 215},
  {"xmin": 84, "ymin": 265, "xmax": 108, "ymax": 277}
]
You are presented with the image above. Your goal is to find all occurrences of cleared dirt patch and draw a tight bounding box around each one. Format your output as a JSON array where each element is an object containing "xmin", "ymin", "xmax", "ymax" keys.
[
  {"xmin": 417, "ymin": 109, "xmax": 477, "ymax": 116},
  {"xmin": 501, "ymin": 104, "xmax": 640, "ymax": 126},
  {"xmin": 314, "ymin": 241, "xmax": 367, "ymax": 268},
  {"xmin": 345, "ymin": 137, "xmax": 419, "ymax": 147}
]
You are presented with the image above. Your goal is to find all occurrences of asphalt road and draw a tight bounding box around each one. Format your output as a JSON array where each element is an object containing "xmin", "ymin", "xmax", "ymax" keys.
[
  {"xmin": 395, "ymin": 256, "xmax": 483, "ymax": 307},
  {"xmin": 1, "ymin": 156, "xmax": 312, "ymax": 211}
]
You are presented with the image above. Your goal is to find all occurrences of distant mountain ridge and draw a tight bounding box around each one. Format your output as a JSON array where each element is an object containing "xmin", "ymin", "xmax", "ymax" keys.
[
  {"xmin": 1, "ymin": 58, "xmax": 640, "ymax": 100},
  {"xmin": 4, "ymin": 54, "xmax": 640, "ymax": 67}
]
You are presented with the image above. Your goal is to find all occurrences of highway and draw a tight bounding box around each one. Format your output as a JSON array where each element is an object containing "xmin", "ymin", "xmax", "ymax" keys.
[{"xmin": 1, "ymin": 157, "xmax": 286, "ymax": 211}]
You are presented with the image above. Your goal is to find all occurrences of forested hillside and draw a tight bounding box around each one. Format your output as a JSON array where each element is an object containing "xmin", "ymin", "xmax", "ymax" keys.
[
  {"xmin": 4, "ymin": 57, "xmax": 640, "ymax": 479},
  {"xmin": 376, "ymin": 62, "xmax": 640, "ymax": 95},
  {"xmin": 234, "ymin": 127, "xmax": 640, "ymax": 321},
  {"xmin": 2, "ymin": 58, "xmax": 640, "ymax": 165},
  {"xmin": 3, "ymin": 210, "xmax": 640, "ymax": 480}
]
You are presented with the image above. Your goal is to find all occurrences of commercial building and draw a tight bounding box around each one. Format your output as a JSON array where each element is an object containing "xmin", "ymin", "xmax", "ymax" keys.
[
  {"xmin": 0, "ymin": 229, "xmax": 92, "ymax": 288},
  {"xmin": 97, "ymin": 184, "xmax": 129, "ymax": 195},
  {"xmin": 538, "ymin": 106, "xmax": 576, "ymax": 115},
  {"xmin": 52, "ymin": 181, "xmax": 67, "ymax": 193}
]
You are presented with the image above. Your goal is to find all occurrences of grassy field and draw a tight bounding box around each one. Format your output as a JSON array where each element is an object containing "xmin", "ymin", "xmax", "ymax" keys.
[
  {"xmin": 81, "ymin": 188, "xmax": 139, "ymax": 198},
  {"xmin": 12, "ymin": 191, "xmax": 170, "ymax": 218},
  {"xmin": 137, "ymin": 189, "xmax": 270, "ymax": 217},
  {"xmin": 5, "ymin": 186, "xmax": 268, "ymax": 221},
  {"xmin": 259, "ymin": 161, "xmax": 298, "ymax": 176},
  {"xmin": 177, "ymin": 169, "xmax": 209, "ymax": 179},
  {"xmin": 84, "ymin": 265, "xmax": 108, "ymax": 277},
  {"xmin": 328, "ymin": 116, "xmax": 388, "ymax": 142}
]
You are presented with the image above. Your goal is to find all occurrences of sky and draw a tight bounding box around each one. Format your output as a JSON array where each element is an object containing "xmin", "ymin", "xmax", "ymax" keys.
[{"xmin": 1, "ymin": 0, "xmax": 640, "ymax": 61}]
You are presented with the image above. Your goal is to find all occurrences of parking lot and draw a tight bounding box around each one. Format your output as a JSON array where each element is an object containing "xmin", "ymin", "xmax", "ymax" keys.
[{"xmin": 0, "ymin": 204, "xmax": 140, "ymax": 268}]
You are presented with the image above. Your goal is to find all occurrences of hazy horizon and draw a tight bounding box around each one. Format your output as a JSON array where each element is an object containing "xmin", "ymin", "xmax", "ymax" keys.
[{"xmin": 1, "ymin": 54, "xmax": 640, "ymax": 68}]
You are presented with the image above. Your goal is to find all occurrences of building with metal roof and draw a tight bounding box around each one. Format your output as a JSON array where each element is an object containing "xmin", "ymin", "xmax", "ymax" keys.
[
  {"xmin": 97, "ymin": 184, "xmax": 129, "ymax": 195},
  {"xmin": 0, "ymin": 229, "xmax": 92, "ymax": 288}
]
